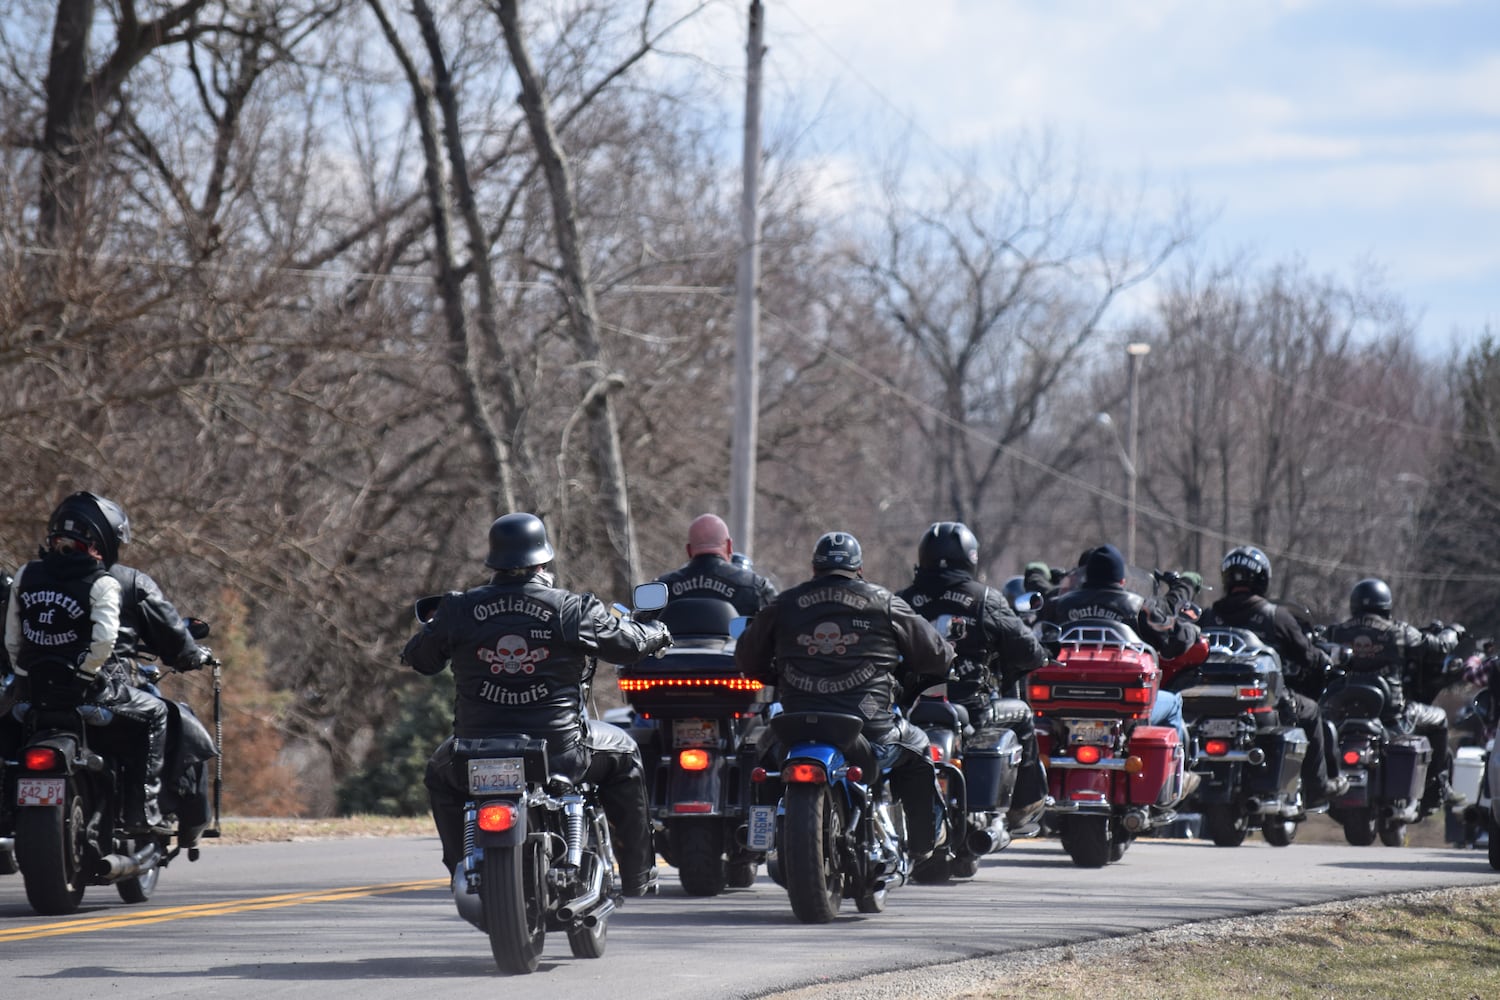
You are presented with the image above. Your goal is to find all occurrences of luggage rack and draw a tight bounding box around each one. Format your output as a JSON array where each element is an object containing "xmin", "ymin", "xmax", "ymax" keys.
[
  {"xmin": 1202, "ymin": 628, "xmax": 1262, "ymax": 656},
  {"xmin": 1058, "ymin": 622, "xmax": 1149, "ymax": 652}
]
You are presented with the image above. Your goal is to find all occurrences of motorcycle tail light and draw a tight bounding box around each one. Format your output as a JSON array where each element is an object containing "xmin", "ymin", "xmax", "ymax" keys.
[
  {"xmin": 1029, "ymin": 684, "xmax": 1051, "ymax": 702},
  {"xmin": 928, "ymin": 745, "xmax": 944, "ymax": 762},
  {"xmin": 1237, "ymin": 685, "xmax": 1265, "ymax": 700},
  {"xmin": 22, "ymin": 747, "xmax": 62, "ymax": 771},
  {"xmin": 1123, "ymin": 686, "xmax": 1152, "ymax": 705},
  {"xmin": 1204, "ymin": 739, "xmax": 1231, "ymax": 757},
  {"xmin": 750, "ymin": 767, "xmax": 769, "ymax": 784},
  {"xmin": 783, "ymin": 762, "xmax": 827, "ymax": 784},
  {"xmin": 1342, "ymin": 748, "xmax": 1365, "ymax": 767},
  {"xmin": 679, "ymin": 749, "xmax": 711, "ymax": 771},
  {"xmin": 672, "ymin": 802, "xmax": 714, "ymax": 814},
  {"xmin": 844, "ymin": 766, "xmax": 864, "ymax": 783},
  {"xmin": 1074, "ymin": 745, "xmax": 1103, "ymax": 765},
  {"xmin": 476, "ymin": 801, "xmax": 518, "ymax": 832}
]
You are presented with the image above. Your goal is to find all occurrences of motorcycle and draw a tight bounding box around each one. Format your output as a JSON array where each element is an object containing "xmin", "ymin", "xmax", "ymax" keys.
[
  {"xmin": 616, "ymin": 596, "xmax": 772, "ymax": 896},
  {"xmin": 1448, "ymin": 687, "xmax": 1492, "ymax": 854},
  {"xmin": 1167, "ymin": 626, "xmax": 1308, "ymax": 847},
  {"xmin": 753, "ymin": 710, "xmax": 909, "ymax": 923},
  {"xmin": 1320, "ymin": 669, "xmax": 1431, "ymax": 847},
  {"xmin": 4, "ymin": 620, "xmax": 221, "ymax": 915},
  {"xmin": 422, "ymin": 581, "xmax": 667, "ymax": 974},
  {"xmin": 1029, "ymin": 621, "xmax": 1192, "ymax": 868}
]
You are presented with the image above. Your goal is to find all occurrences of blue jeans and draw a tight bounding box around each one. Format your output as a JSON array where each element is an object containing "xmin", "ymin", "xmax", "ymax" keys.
[{"xmin": 1150, "ymin": 690, "xmax": 1188, "ymax": 747}]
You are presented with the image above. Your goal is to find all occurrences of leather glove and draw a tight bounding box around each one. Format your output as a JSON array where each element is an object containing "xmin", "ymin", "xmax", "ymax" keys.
[
  {"xmin": 180, "ymin": 646, "xmax": 214, "ymax": 671},
  {"xmin": 648, "ymin": 622, "xmax": 673, "ymax": 657}
]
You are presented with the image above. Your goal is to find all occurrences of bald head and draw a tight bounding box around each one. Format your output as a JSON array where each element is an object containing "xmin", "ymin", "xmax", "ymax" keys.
[{"xmin": 687, "ymin": 513, "xmax": 733, "ymax": 559}]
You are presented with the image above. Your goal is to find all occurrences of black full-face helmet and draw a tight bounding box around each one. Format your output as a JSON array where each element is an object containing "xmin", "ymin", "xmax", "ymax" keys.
[
  {"xmin": 47, "ymin": 491, "xmax": 131, "ymax": 568},
  {"xmin": 1221, "ymin": 545, "xmax": 1272, "ymax": 596},
  {"xmin": 811, "ymin": 531, "xmax": 862, "ymax": 572},
  {"xmin": 1349, "ymin": 577, "xmax": 1393, "ymax": 617},
  {"xmin": 485, "ymin": 513, "xmax": 555, "ymax": 570},
  {"xmin": 917, "ymin": 521, "xmax": 979, "ymax": 574}
]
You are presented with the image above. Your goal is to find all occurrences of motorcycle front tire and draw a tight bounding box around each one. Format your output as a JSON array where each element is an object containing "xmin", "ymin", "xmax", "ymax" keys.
[
  {"xmin": 16, "ymin": 800, "xmax": 88, "ymax": 915},
  {"xmin": 481, "ymin": 838, "xmax": 546, "ymax": 974},
  {"xmin": 782, "ymin": 783, "xmax": 844, "ymax": 923}
]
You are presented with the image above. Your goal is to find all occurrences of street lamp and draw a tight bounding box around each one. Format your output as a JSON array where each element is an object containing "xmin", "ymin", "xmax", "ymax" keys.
[{"xmin": 1124, "ymin": 342, "xmax": 1151, "ymax": 565}]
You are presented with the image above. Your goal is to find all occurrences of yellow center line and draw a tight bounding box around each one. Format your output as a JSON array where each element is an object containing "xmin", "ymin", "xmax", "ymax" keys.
[{"xmin": 0, "ymin": 878, "xmax": 446, "ymax": 943}]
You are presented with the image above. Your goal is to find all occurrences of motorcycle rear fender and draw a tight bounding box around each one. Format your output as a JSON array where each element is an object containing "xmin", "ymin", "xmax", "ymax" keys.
[
  {"xmin": 20, "ymin": 733, "xmax": 81, "ymax": 775},
  {"xmin": 1054, "ymin": 766, "xmax": 1111, "ymax": 807},
  {"xmin": 472, "ymin": 796, "xmax": 528, "ymax": 848},
  {"xmin": 666, "ymin": 755, "xmax": 725, "ymax": 814},
  {"xmin": 781, "ymin": 744, "xmax": 845, "ymax": 783},
  {"xmin": 923, "ymin": 728, "xmax": 959, "ymax": 763}
]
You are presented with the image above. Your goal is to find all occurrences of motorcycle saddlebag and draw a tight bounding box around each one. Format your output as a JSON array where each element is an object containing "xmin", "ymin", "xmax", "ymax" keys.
[
  {"xmin": 1379, "ymin": 734, "xmax": 1431, "ymax": 802},
  {"xmin": 1244, "ymin": 726, "xmax": 1308, "ymax": 797},
  {"xmin": 1122, "ymin": 725, "xmax": 1182, "ymax": 807},
  {"xmin": 962, "ymin": 729, "xmax": 1022, "ymax": 811},
  {"xmin": 1032, "ymin": 645, "xmax": 1159, "ymax": 721}
]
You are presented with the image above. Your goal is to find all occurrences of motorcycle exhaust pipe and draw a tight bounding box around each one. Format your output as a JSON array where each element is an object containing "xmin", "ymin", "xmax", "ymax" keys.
[
  {"xmin": 99, "ymin": 842, "xmax": 161, "ymax": 881},
  {"xmin": 966, "ymin": 815, "xmax": 1010, "ymax": 856},
  {"xmin": 580, "ymin": 897, "xmax": 615, "ymax": 928},
  {"xmin": 1246, "ymin": 748, "xmax": 1266, "ymax": 765},
  {"xmin": 451, "ymin": 866, "xmax": 484, "ymax": 931},
  {"xmin": 1245, "ymin": 797, "xmax": 1264, "ymax": 814},
  {"xmin": 556, "ymin": 863, "xmax": 605, "ymax": 922},
  {"xmin": 1121, "ymin": 809, "xmax": 1150, "ymax": 834}
]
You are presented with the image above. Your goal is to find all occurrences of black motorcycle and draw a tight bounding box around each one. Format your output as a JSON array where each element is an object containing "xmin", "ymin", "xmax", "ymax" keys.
[
  {"xmin": 617, "ymin": 597, "xmax": 771, "ymax": 896},
  {"xmin": 1320, "ymin": 671, "xmax": 1431, "ymax": 847},
  {"xmin": 1168, "ymin": 627, "xmax": 1308, "ymax": 847},
  {"xmin": 424, "ymin": 582, "xmax": 666, "ymax": 974},
  {"xmin": 4, "ymin": 621, "xmax": 220, "ymax": 915}
]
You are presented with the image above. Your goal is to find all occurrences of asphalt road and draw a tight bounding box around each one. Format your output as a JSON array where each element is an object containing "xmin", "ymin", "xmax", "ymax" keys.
[{"xmin": 1, "ymin": 832, "xmax": 1496, "ymax": 999}]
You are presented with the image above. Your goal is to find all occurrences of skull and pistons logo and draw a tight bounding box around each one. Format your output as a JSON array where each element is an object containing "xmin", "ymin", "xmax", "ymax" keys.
[
  {"xmin": 797, "ymin": 621, "xmax": 860, "ymax": 656},
  {"xmin": 480, "ymin": 634, "xmax": 551, "ymax": 675}
]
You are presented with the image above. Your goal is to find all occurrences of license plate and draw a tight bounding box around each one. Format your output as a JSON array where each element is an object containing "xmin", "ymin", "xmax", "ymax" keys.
[
  {"xmin": 746, "ymin": 805, "xmax": 775, "ymax": 851},
  {"xmin": 17, "ymin": 778, "xmax": 65, "ymax": 807},
  {"xmin": 1198, "ymin": 718, "xmax": 1239, "ymax": 739},
  {"xmin": 468, "ymin": 758, "xmax": 525, "ymax": 794},
  {"xmin": 1068, "ymin": 720, "xmax": 1113, "ymax": 745},
  {"xmin": 673, "ymin": 718, "xmax": 719, "ymax": 748}
]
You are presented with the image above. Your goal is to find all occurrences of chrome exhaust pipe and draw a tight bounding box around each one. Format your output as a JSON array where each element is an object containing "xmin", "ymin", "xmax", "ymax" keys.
[
  {"xmin": 580, "ymin": 897, "xmax": 615, "ymax": 927},
  {"xmin": 99, "ymin": 843, "xmax": 160, "ymax": 880},
  {"xmin": 556, "ymin": 863, "xmax": 605, "ymax": 921},
  {"xmin": 966, "ymin": 815, "xmax": 1010, "ymax": 856},
  {"xmin": 1246, "ymin": 748, "xmax": 1266, "ymax": 765},
  {"xmin": 1121, "ymin": 808, "xmax": 1150, "ymax": 833},
  {"xmin": 1245, "ymin": 797, "xmax": 1263, "ymax": 814}
]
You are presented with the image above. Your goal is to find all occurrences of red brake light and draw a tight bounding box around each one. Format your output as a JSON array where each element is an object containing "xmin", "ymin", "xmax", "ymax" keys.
[
  {"xmin": 619, "ymin": 676, "xmax": 764, "ymax": 692},
  {"xmin": 845, "ymin": 766, "xmax": 863, "ymax": 783},
  {"xmin": 1074, "ymin": 745, "xmax": 1103, "ymax": 765},
  {"xmin": 477, "ymin": 801, "xmax": 518, "ymax": 832},
  {"xmin": 1204, "ymin": 739, "xmax": 1231, "ymax": 757},
  {"xmin": 22, "ymin": 747, "xmax": 61, "ymax": 772},
  {"xmin": 1237, "ymin": 685, "xmax": 1265, "ymax": 700},
  {"xmin": 927, "ymin": 745, "xmax": 944, "ymax": 762},
  {"xmin": 1342, "ymin": 749, "xmax": 1362, "ymax": 767},
  {"xmin": 1123, "ymin": 686, "xmax": 1153, "ymax": 704},
  {"xmin": 679, "ymin": 748, "xmax": 711, "ymax": 771},
  {"xmin": 784, "ymin": 762, "xmax": 826, "ymax": 784},
  {"xmin": 1029, "ymin": 684, "xmax": 1051, "ymax": 702},
  {"xmin": 750, "ymin": 767, "xmax": 769, "ymax": 784}
]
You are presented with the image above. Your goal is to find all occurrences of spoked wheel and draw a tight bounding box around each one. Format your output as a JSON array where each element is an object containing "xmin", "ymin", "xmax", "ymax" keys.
[
  {"xmin": 673, "ymin": 821, "xmax": 727, "ymax": 897},
  {"xmin": 1341, "ymin": 809, "xmax": 1378, "ymax": 847},
  {"xmin": 782, "ymin": 783, "xmax": 844, "ymax": 923},
  {"xmin": 16, "ymin": 799, "xmax": 88, "ymax": 916},
  {"xmin": 1058, "ymin": 814, "xmax": 1112, "ymax": 868},
  {"xmin": 481, "ymin": 838, "xmax": 547, "ymax": 974},
  {"xmin": 565, "ymin": 808, "xmax": 610, "ymax": 960},
  {"xmin": 1204, "ymin": 804, "xmax": 1248, "ymax": 847},
  {"xmin": 1261, "ymin": 816, "xmax": 1298, "ymax": 847},
  {"xmin": 116, "ymin": 839, "xmax": 162, "ymax": 904},
  {"xmin": 1378, "ymin": 820, "xmax": 1408, "ymax": 848}
]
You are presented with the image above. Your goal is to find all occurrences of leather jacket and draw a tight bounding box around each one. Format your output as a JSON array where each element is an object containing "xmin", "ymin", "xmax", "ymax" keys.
[{"xmin": 654, "ymin": 554, "xmax": 778, "ymax": 616}]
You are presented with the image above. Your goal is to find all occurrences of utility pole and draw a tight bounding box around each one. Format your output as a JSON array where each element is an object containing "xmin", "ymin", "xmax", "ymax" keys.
[
  {"xmin": 1125, "ymin": 341, "xmax": 1151, "ymax": 564},
  {"xmin": 729, "ymin": 1, "xmax": 764, "ymax": 557}
]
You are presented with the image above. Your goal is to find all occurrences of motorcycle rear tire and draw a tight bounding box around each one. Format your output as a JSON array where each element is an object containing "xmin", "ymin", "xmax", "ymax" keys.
[
  {"xmin": 1341, "ymin": 809, "xmax": 1378, "ymax": 847},
  {"xmin": 482, "ymin": 839, "xmax": 546, "ymax": 974},
  {"xmin": 673, "ymin": 820, "xmax": 728, "ymax": 897},
  {"xmin": 782, "ymin": 783, "xmax": 844, "ymax": 923},
  {"xmin": 1058, "ymin": 814, "xmax": 1112, "ymax": 868},
  {"xmin": 16, "ymin": 800, "xmax": 87, "ymax": 916},
  {"xmin": 727, "ymin": 860, "xmax": 758, "ymax": 888},
  {"xmin": 1489, "ymin": 828, "xmax": 1500, "ymax": 871},
  {"xmin": 1261, "ymin": 817, "xmax": 1297, "ymax": 848},
  {"xmin": 1378, "ymin": 820, "xmax": 1407, "ymax": 848},
  {"xmin": 116, "ymin": 842, "xmax": 161, "ymax": 903},
  {"xmin": 1204, "ymin": 804, "xmax": 1248, "ymax": 848}
]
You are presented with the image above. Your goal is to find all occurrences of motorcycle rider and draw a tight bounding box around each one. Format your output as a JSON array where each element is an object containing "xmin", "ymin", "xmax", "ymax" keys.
[
  {"xmin": 1197, "ymin": 546, "xmax": 1349, "ymax": 807},
  {"xmin": 1324, "ymin": 577, "xmax": 1465, "ymax": 813},
  {"xmin": 403, "ymin": 512, "xmax": 673, "ymax": 895},
  {"xmin": 1038, "ymin": 544, "xmax": 1193, "ymax": 746},
  {"xmin": 654, "ymin": 513, "xmax": 778, "ymax": 616},
  {"xmin": 4, "ymin": 492, "xmax": 207, "ymax": 831},
  {"xmin": 735, "ymin": 530, "xmax": 954, "ymax": 876},
  {"xmin": 896, "ymin": 522, "xmax": 1050, "ymax": 823}
]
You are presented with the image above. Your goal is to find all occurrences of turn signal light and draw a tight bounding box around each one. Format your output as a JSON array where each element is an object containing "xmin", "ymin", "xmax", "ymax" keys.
[
  {"xmin": 1123, "ymin": 755, "xmax": 1144, "ymax": 774},
  {"xmin": 476, "ymin": 801, "xmax": 518, "ymax": 832},
  {"xmin": 783, "ymin": 762, "xmax": 827, "ymax": 784},
  {"xmin": 679, "ymin": 749, "xmax": 711, "ymax": 772},
  {"xmin": 1074, "ymin": 745, "xmax": 1103, "ymax": 765},
  {"xmin": 845, "ymin": 766, "xmax": 863, "ymax": 783},
  {"xmin": 1204, "ymin": 739, "xmax": 1231, "ymax": 757},
  {"xmin": 22, "ymin": 747, "xmax": 62, "ymax": 772}
]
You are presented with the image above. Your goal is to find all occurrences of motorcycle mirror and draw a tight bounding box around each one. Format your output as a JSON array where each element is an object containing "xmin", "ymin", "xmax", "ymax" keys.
[
  {"xmin": 729, "ymin": 617, "xmax": 749, "ymax": 640},
  {"xmin": 414, "ymin": 594, "xmax": 446, "ymax": 624},
  {"xmin": 632, "ymin": 581, "xmax": 669, "ymax": 613},
  {"xmin": 1013, "ymin": 591, "xmax": 1044, "ymax": 615},
  {"xmin": 185, "ymin": 617, "xmax": 212, "ymax": 641}
]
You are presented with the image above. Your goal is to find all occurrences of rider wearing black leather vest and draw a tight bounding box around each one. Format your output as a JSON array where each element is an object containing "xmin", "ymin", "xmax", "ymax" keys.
[
  {"xmin": 736, "ymin": 531, "xmax": 953, "ymax": 868},
  {"xmin": 654, "ymin": 513, "xmax": 778, "ymax": 616},
  {"xmin": 1324, "ymin": 577, "xmax": 1462, "ymax": 812},
  {"xmin": 404, "ymin": 512, "xmax": 673, "ymax": 894}
]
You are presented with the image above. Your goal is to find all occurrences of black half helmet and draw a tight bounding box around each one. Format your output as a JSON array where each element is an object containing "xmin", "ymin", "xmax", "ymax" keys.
[
  {"xmin": 917, "ymin": 521, "xmax": 979, "ymax": 573},
  {"xmin": 485, "ymin": 513, "xmax": 555, "ymax": 570},
  {"xmin": 1349, "ymin": 577, "xmax": 1393, "ymax": 617},
  {"xmin": 47, "ymin": 491, "xmax": 131, "ymax": 567},
  {"xmin": 1221, "ymin": 545, "xmax": 1271, "ymax": 596},
  {"xmin": 811, "ymin": 531, "xmax": 862, "ymax": 572}
]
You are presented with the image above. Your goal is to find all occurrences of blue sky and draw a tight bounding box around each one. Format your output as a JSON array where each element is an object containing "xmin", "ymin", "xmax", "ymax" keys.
[{"xmin": 668, "ymin": 0, "xmax": 1500, "ymax": 357}]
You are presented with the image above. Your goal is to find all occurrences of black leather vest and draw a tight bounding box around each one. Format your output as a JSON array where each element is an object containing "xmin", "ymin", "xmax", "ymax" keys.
[
  {"xmin": 900, "ymin": 576, "xmax": 991, "ymax": 671},
  {"xmin": 14, "ymin": 554, "xmax": 105, "ymax": 673}
]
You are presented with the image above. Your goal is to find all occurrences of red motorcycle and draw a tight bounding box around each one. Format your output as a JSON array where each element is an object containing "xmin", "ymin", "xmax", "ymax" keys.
[{"xmin": 1030, "ymin": 622, "xmax": 1193, "ymax": 867}]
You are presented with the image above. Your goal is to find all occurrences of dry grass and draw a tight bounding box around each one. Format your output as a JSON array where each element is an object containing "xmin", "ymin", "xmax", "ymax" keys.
[{"xmin": 213, "ymin": 815, "xmax": 435, "ymax": 845}]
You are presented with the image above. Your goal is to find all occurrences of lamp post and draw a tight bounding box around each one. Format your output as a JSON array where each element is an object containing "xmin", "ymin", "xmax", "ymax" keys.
[{"xmin": 1124, "ymin": 342, "xmax": 1151, "ymax": 565}]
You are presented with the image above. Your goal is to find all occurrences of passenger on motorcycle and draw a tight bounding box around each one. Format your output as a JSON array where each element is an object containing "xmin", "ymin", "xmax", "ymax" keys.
[
  {"xmin": 735, "ymin": 531, "xmax": 954, "ymax": 871},
  {"xmin": 403, "ymin": 512, "xmax": 673, "ymax": 896},
  {"xmin": 1038, "ymin": 544, "xmax": 1193, "ymax": 746},
  {"xmin": 1324, "ymin": 578, "xmax": 1465, "ymax": 813},
  {"xmin": 5, "ymin": 492, "xmax": 206, "ymax": 832},
  {"xmin": 1198, "ymin": 546, "xmax": 1349, "ymax": 807},
  {"xmin": 653, "ymin": 513, "xmax": 778, "ymax": 616},
  {"xmin": 896, "ymin": 522, "xmax": 1049, "ymax": 814}
]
